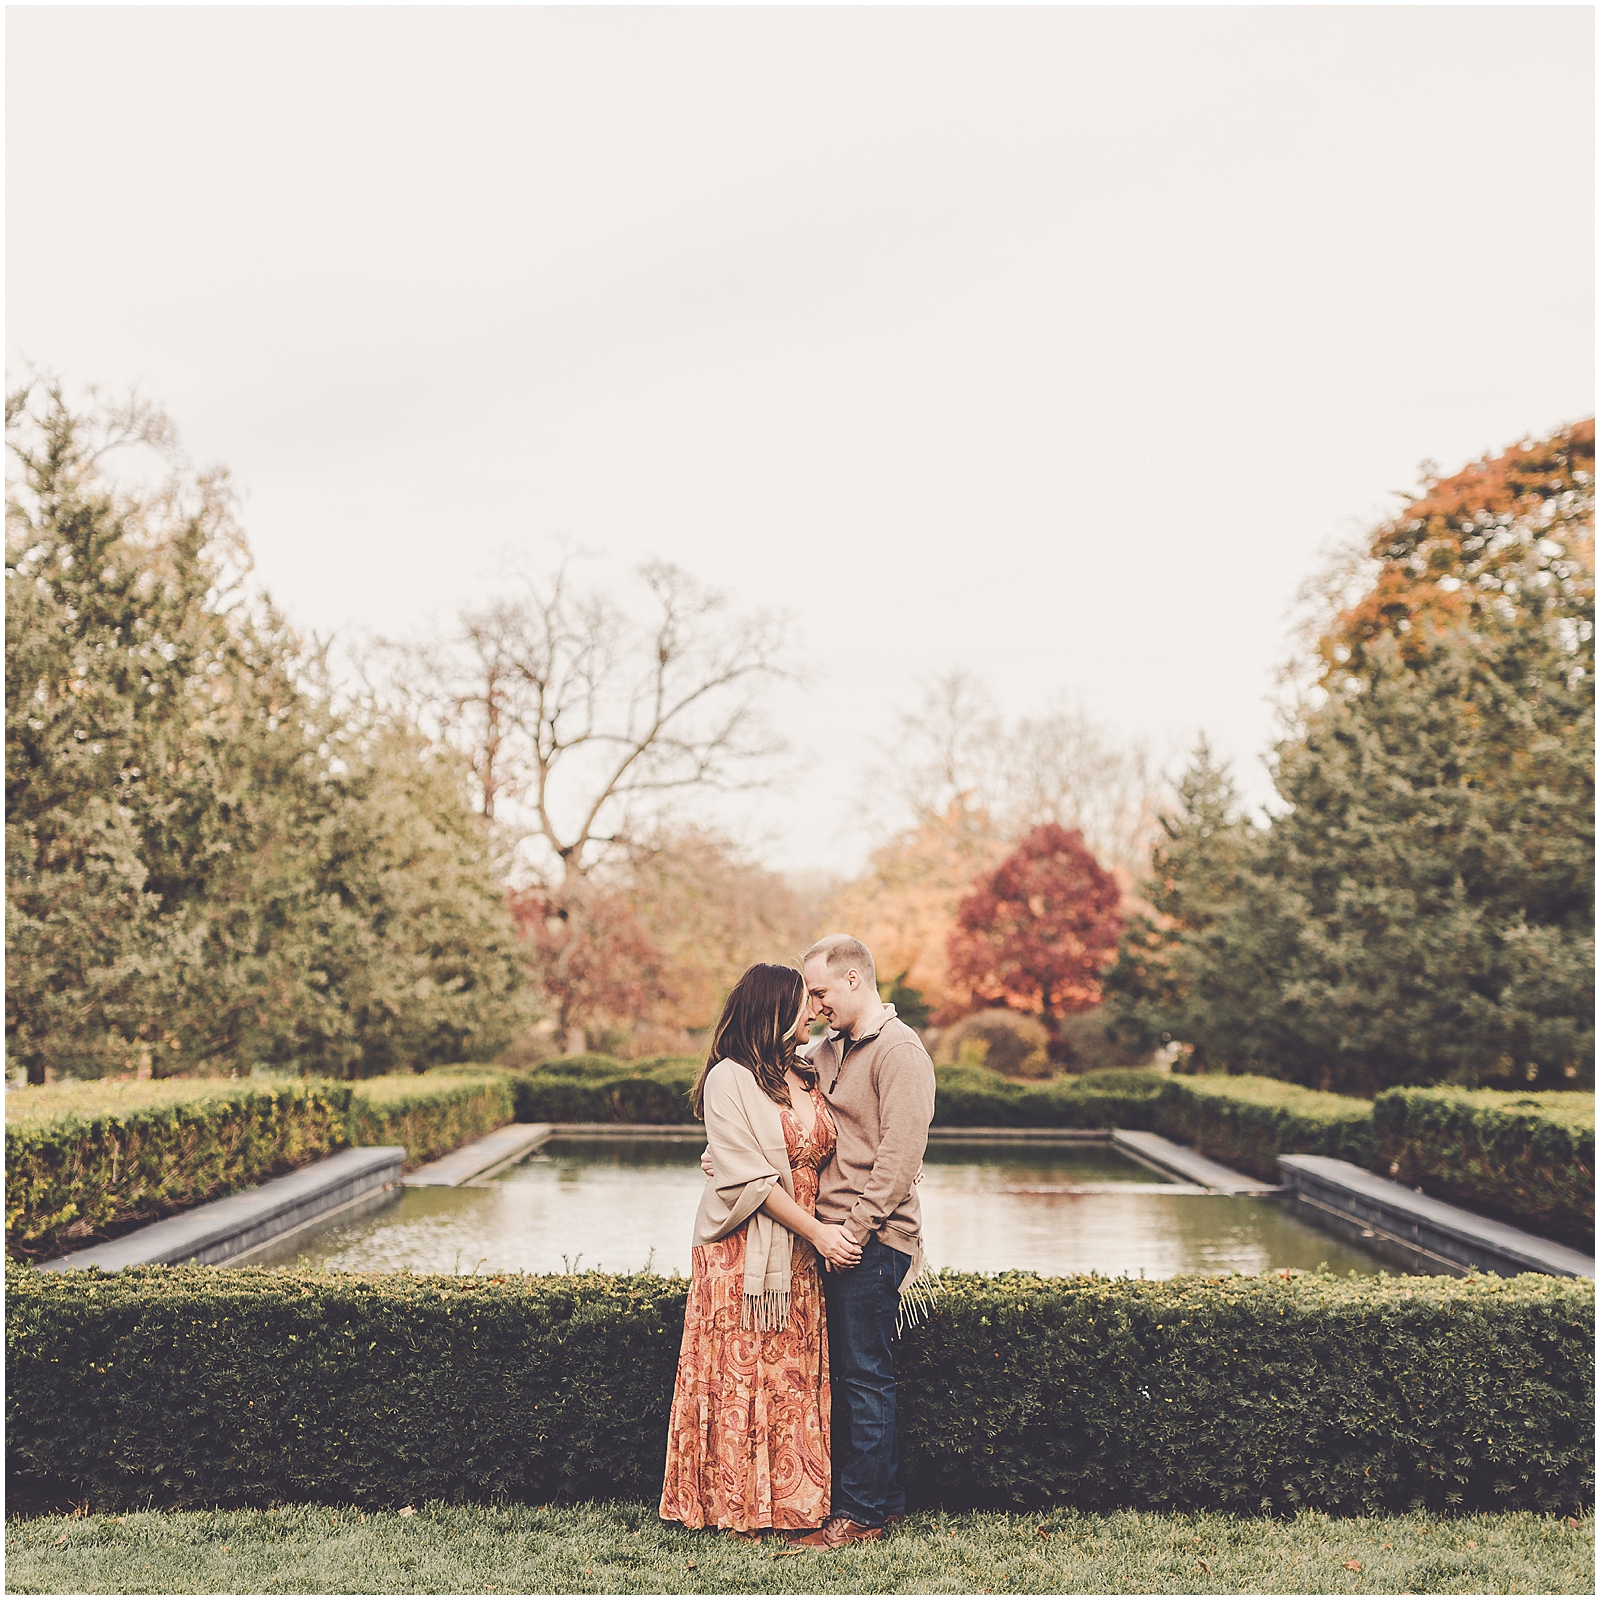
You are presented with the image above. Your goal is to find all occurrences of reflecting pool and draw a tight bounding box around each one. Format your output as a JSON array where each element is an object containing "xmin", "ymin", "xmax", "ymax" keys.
[{"xmin": 250, "ymin": 1134, "xmax": 1394, "ymax": 1278}]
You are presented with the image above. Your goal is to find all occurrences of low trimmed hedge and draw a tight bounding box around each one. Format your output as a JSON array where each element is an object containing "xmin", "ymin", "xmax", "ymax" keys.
[
  {"xmin": 5, "ymin": 1071, "xmax": 517, "ymax": 1261},
  {"xmin": 4, "ymin": 1081, "xmax": 352, "ymax": 1263},
  {"xmin": 512, "ymin": 1057, "xmax": 700, "ymax": 1124},
  {"xmin": 346, "ymin": 1073, "xmax": 516, "ymax": 1169},
  {"xmin": 1154, "ymin": 1076, "xmax": 1377, "ymax": 1184},
  {"xmin": 932, "ymin": 1066, "xmax": 1165, "ymax": 1130},
  {"xmin": 512, "ymin": 1056, "xmax": 1171, "ymax": 1132},
  {"xmin": 6, "ymin": 1265, "xmax": 1591, "ymax": 1514},
  {"xmin": 1375, "ymin": 1088, "xmax": 1595, "ymax": 1251}
]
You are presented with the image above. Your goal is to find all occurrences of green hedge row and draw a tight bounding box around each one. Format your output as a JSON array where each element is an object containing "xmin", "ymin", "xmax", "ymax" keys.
[
  {"xmin": 346, "ymin": 1074, "xmax": 517, "ymax": 1169},
  {"xmin": 513, "ymin": 1055, "xmax": 1171, "ymax": 1132},
  {"xmin": 6, "ymin": 1265, "xmax": 1591, "ymax": 1514},
  {"xmin": 1155, "ymin": 1076, "xmax": 1377, "ymax": 1183},
  {"xmin": 4, "ymin": 1082, "xmax": 351, "ymax": 1263},
  {"xmin": 5, "ymin": 1073, "xmax": 514, "ymax": 1261},
  {"xmin": 1375, "ymin": 1088, "xmax": 1595, "ymax": 1251},
  {"xmin": 930, "ymin": 1066, "xmax": 1164, "ymax": 1131},
  {"xmin": 512, "ymin": 1056, "xmax": 700, "ymax": 1124}
]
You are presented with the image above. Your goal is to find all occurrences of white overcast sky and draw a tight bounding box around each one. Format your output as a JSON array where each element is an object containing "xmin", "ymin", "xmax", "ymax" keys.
[{"xmin": 7, "ymin": 5, "xmax": 1594, "ymax": 875}]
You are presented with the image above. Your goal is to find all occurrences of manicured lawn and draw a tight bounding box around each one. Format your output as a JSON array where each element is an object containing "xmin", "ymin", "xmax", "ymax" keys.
[{"xmin": 4, "ymin": 1501, "xmax": 1592, "ymax": 1594}]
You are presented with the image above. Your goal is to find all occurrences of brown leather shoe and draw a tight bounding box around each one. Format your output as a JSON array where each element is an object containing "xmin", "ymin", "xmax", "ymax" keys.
[{"xmin": 787, "ymin": 1515, "xmax": 884, "ymax": 1549}]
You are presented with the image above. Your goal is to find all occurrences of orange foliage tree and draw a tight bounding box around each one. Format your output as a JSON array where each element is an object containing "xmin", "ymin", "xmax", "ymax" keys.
[
  {"xmin": 945, "ymin": 823, "xmax": 1123, "ymax": 1027},
  {"xmin": 510, "ymin": 827, "xmax": 808, "ymax": 1055},
  {"xmin": 1320, "ymin": 418, "xmax": 1594, "ymax": 683},
  {"xmin": 825, "ymin": 801, "xmax": 1009, "ymax": 1019}
]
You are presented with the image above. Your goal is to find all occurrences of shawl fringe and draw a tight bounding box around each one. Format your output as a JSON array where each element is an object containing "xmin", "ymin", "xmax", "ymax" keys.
[
  {"xmin": 895, "ymin": 1262, "xmax": 941, "ymax": 1336},
  {"xmin": 740, "ymin": 1285, "xmax": 794, "ymax": 1333}
]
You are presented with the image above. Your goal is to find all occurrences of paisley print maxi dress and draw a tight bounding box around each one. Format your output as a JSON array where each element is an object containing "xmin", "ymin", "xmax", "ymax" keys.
[{"xmin": 659, "ymin": 1086, "xmax": 836, "ymax": 1532}]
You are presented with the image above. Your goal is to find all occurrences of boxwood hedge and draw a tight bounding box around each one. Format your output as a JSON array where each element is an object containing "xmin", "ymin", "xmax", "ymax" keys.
[
  {"xmin": 1374, "ymin": 1088, "xmax": 1595, "ymax": 1251},
  {"xmin": 6, "ymin": 1265, "xmax": 1590, "ymax": 1515},
  {"xmin": 4, "ymin": 1082, "xmax": 352, "ymax": 1263},
  {"xmin": 1155, "ymin": 1076, "xmax": 1378, "ymax": 1183},
  {"xmin": 931, "ymin": 1066, "xmax": 1165, "ymax": 1131},
  {"xmin": 512, "ymin": 1057, "xmax": 701, "ymax": 1124},
  {"xmin": 344, "ymin": 1074, "xmax": 516, "ymax": 1169},
  {"xmin": 513, "ymin": 1055, "xmax": 1171, "ymax": 1132},
  {"xmin": 5, "ymin": 1073, "xmax": 515, "ymax": 1261}
]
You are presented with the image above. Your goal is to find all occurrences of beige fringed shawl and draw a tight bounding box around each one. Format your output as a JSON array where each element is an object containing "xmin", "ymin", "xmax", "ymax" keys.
[{"xmin": 693, "ymin": 1058, "xmax": 800, "ymax": 1333}]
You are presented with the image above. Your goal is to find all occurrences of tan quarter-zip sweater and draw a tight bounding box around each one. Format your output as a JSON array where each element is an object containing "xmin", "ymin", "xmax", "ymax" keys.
[{"xmin": 807, "ymin": 1004, "xmax": 936, "ymax": 1263}]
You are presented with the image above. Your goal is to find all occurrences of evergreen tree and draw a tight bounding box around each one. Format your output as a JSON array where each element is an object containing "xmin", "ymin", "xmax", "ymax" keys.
[
  {"xmin": 1108, "ymin": 420, "xmax": 1593, "ymax": 1094},
  {"xmin": 1103, "ymin": 741, "xmax": 1292, "ymax": 1072},
  {"xmin": 5, "ymin": 382, "xmax": 527, "ymax": 1080}
]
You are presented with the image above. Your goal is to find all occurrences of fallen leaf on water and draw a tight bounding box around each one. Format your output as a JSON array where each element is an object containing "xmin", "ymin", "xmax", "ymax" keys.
[{"xmin": 1342, "ymin": 1559, "xmax": 1362, "ymax": 1571}]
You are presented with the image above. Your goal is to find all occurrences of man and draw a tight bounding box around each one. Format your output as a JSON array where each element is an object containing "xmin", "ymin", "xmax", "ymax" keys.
[{"xmin": 788, "ymin": 932, "xmax": 936, "ymax": 1549}]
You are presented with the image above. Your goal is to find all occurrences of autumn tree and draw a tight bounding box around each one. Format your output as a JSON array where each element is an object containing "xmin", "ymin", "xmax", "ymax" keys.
[
  {"xmin": 837, "ymin": 672, "xmax": 1162, "ymax": 1022},
  {"xmin": 826, "ymin": 801, "xmax": 1008, "ymax": 1019},
  {"xmin": 507, "ymin": 825, "xmax": 807, "ymax": 1055},
  {"xmin": 1314, "ymin": 418, "xmax": 1594, "ymax": 684},
  {"xmin": 874, "ymin": 670, "xmax": 1166, "ymax": 879},
  {"xmin": 945, "ymin": 823, "xmax": 1124, "ymax": 1029}
]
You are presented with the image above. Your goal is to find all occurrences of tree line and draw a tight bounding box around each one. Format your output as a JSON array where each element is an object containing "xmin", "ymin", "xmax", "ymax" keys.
[
  {"xmin": 7, "ymin": 382, "xmax": 1592, "ymax": 1094},
  {"xmin": 5, "ymin": 383, "xmax": 807, "ymax": 1079}
]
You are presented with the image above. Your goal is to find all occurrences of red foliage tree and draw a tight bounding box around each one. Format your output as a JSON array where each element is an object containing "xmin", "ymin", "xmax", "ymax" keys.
[
  {"xmin": 508, "ymin": 881, "xmax": 671, "ymax": 1048},
  {"xmin": 945, "ymin": 823, "xmax": 1123, "ymax": 1025}
]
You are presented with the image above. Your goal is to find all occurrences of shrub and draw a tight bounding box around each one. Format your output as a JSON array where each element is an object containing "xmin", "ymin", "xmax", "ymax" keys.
[
  {"xmin": 6, "ymin": 1265, "xmax": 1590, "ymax": 1514},
  {"xmin": 4, "ymin": 1081, "xmax": 352, "ymax": 1262},
  {"xmin": 512, "ymin": 1057, "xmax": 699, "ymax": 1125},
  {"xmin": 523, "ymin": 1054, "xmax": 639, "ymax": 1082},
  {"xmin": 936, "ymin": 1012, "xmax": 1053, "ymax": 1079},
  {"xmin": 346, "ymin": 1073, "xmax": 517, "ymax": 1168},
  {"xmin": 1052, "ymin": 1008, "xmax": 1158, "ymax": 1073},
  {"xmin": 931, "ymin": 1065, "xmax": 1164, "ymax": 1131},
  {"xmin": 1374, "ymin": 1088, "xmax": 1595, "ymax": 1250},
  {"xmin": 1155, "ymin": 1075, "xmax": 1377, "ymax": 1183}
]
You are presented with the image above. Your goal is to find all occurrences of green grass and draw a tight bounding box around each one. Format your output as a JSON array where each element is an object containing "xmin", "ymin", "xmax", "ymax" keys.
[{"xmin": 4, "ymin": 1501, "xmax": 1592, "ymax": 1594}]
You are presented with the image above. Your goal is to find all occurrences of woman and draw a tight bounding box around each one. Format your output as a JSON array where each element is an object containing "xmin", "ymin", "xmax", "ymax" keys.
[{"xmin": 659, "ymin": 962, "xmax": 862, "ymax": 1538}]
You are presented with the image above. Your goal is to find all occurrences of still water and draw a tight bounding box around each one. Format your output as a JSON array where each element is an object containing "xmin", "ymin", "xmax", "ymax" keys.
[{"xmin": 253, "ymin": 1136, "xmax": 1392, "ymax": 1278}]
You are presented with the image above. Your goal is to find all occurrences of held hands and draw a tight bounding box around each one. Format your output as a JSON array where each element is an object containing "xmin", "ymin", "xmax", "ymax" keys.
[
  {"xmin": 701, "ymin": 1143, "xmax": 861, "ymax": 1271},
  {"xmin": 812, "ymin": 1223, "xmax": 863, "ymax": 1271}
]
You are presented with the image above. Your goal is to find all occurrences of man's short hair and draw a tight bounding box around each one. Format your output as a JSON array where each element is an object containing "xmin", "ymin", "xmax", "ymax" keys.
[{"xmin": 802, "ymin": 933, "xmax": 877, "ymax": 990}]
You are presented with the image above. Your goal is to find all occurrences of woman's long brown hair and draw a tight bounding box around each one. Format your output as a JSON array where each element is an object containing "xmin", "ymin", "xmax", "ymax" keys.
[{"xmin": 691, "ymin": 962, "xmax": 813, "ymax": 1119}]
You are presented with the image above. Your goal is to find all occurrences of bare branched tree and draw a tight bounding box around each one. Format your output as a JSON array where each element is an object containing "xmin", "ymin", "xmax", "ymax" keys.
[
  {"xmin": 400, "ymin": 558, "xmax": 792, "ymax": 891},
  {"xmin": 876, "ymin": 669, "xmax": 1006, "ymax": 823},
  {"xmin": 877, "ymin": 670, "xmax": 1168, "ymax": 879}
]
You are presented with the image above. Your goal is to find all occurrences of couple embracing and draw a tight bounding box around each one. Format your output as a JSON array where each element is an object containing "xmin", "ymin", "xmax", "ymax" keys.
[{"xmin": 658, "ymin": 934, "xmax": 938, "ymax": 1548}]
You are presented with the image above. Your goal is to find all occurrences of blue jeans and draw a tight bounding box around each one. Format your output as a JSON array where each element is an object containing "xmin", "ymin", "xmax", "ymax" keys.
[{"xmin": 821, "ymin": 1236, "xmax": 909, "ymax": 1528}]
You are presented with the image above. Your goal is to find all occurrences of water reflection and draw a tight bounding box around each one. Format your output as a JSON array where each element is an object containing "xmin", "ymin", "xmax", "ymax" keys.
[{"xmin": 251, "ymin": 1135, "xmax": 1392, "ymax": 1278}]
